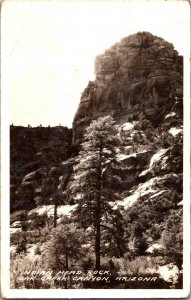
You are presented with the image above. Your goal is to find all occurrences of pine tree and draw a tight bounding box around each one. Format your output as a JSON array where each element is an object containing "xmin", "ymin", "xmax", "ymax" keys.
[{"xmin": 70, "ymin": 116, "xmax": 125, "ymax": 270}]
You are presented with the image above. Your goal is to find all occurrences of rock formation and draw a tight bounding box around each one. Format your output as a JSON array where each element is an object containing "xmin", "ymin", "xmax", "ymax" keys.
[
  {"xmin": 72, "ymin": 32, "xmax": 183, "ymax": 144},
  {"xmin": 10, "ymin": 32, "xmax": 183, "ymax": 286}
]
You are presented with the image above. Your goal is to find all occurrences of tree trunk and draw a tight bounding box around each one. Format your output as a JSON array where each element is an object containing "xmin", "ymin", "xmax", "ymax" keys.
[
  {"xmin": 95, "ymin": 211, "xmax": 101, "ymax": 270},
  {"xmin": 54, "ymin": 198, "xmax": 58, "ymax": 228},
  {"xmin": 65, "ymin": 248, "xmax": 69, "ymax": 270},
  {"xmin": 65, "ymin": 248, "xmax": 69, "ymax": 289},
  {"xmin": 95, "ymin": 146, "xmax": 102, "ymax": 270}
]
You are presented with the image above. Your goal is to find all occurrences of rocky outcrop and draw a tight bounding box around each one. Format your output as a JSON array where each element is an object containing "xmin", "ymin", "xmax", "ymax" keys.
[
  {"xmin": 73, "ymin": 32, "xmax": 183, "ymax": 144},
  {"xmin": 103, "ymin": 150, "xmax": 153, "ymax": 191}
]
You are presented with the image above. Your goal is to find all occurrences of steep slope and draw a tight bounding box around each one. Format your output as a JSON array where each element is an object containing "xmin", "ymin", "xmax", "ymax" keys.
[
  {"xmin": 72, "ymin": 31, "xmax": 183, "ymax": 144},
  {"xmin": 71, "ymin": 31, "xmax": 183, "ymax": 271}
]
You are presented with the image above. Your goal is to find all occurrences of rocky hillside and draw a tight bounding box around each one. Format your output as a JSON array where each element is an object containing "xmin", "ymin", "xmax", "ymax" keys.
[
  {"xmin": 10, "ymin": 32, "xmax": 183, "ymax": 288},
  {"xmin": 71, "ymin": 31, "xmax": 183, "ymax": 266},
  {"xmin": 72, "ymin": 31, "xmax": 183, "ymax": 144}
]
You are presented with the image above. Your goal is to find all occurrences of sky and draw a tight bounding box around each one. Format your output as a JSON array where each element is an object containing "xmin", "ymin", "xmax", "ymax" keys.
[{"xmin": 1, "ymin": 0, "xmax": 190, "ymax": 128}]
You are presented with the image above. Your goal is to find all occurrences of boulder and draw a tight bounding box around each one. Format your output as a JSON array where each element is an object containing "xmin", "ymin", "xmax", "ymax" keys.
[
  {"xmin": 146, "ymin": 243, "xmax": 165, "ymax": 254},
  {"xmin": 158, "ymin": 263, "xmax": 179, "ymax": 284}
]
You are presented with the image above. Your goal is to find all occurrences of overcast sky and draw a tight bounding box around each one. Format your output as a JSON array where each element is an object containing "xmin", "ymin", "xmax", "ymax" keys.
[{"xmin": 2, "ymin": 0, "xmax": 190, "ymax": 128}]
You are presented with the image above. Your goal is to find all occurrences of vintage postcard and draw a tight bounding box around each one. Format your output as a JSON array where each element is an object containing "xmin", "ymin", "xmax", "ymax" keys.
[{"xmin": 1, "ymin": 0, "xmax": 190, "ymax": 298}]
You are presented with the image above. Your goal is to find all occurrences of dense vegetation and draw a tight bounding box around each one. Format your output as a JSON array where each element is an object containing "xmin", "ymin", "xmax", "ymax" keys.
[{"xmin": 10, "ymin": 116, "xmax": 183, "ymax": 289}]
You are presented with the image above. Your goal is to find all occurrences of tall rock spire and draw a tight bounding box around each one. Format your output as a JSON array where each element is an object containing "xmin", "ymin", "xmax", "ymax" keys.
[{"xmin": 72, "ymin": 31, "xmax": 183, "ymax": 144}]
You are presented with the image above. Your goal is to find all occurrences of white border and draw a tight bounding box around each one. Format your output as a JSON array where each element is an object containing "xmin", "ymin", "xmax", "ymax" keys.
[{"xmin": 1, "ymin": 0, "xmax": 190, "ymax": 298}]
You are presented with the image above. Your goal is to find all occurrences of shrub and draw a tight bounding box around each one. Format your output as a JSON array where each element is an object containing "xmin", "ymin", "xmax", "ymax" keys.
[
  {"xmin": 10, "ymin": 254, "xmax": 53, "ymax": 289},
  {"xmin": 16, "ymin": 235, "xmax": 27, "ymax": 254},
  {"xmin": 44, "ymin": 223, "xmax": 84, "ymax": 271},
  {"xmin": 11, "ymin": 231, "xmax": 24, "ymax": 245},
  {"xmin": 29, "ymin": 212, "xmax": 47, "ymax": 231},
  {"xmin": 161, "ymin": 221, "xmax": 183, "ymax": 268},
  {"xmin": 81, "ymin": 254, "xmax": 94, "ymax": 272}
]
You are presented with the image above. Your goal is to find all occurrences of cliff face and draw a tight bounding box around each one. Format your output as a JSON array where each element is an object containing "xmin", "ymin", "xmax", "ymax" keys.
[
  {"xmin": 72, "ymin": 32, "xmax": 183, "ymax": 143},
  {"xmin": 10, "ymin": 126, "xmax": 74, "ymax": 212},
  {"xmin": 10, "ymin": 126, "xmax": 72, "ymax": 175}
]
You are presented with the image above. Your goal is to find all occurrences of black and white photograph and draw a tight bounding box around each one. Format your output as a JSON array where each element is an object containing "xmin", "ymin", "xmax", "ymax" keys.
[{"xmin": 1, "ymin": 0, "xmax": 190, "ymax": 298}]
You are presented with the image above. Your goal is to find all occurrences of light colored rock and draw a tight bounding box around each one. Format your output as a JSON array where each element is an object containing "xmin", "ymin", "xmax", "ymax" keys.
[
  {"xmin": 28, "ymin": 204, "xmax": 77, "ymax": 217},
  {"xmin": 169, "ymin": 127, "xmax": 182, "ymax": 136},
  {"xmin": 150, "ymin": 149, "xmax": 168, "ymax": 168},
  {"xmin": 139, "ymin": 169, "xmax": 154, "ymax": 180},
  {"xmin": 158, "ymin": 263, "xmax": 179, "ymax": 284},
  {"xmin": 35, "ymin": 187, "xmax": 42, "ymax": 193},
  {"xmin": 177, "ymin": 200, "xmax": 183, "ymax": 206},
  {"xmin": 10, "ymin": 245, "xmax": 17, "ymax": 254},
  {"xmin": 118, "ymin": 187, "xmax": 155, "ymax": 208},
  {"xmin": 116, "ymin": 153, "xmax": 133, "ymax": 161},
  {"xmin": 116, "ymin": 173, "xmax": 177, "ymax": 209},
  {"xmin": 121, "ymin": 122, "xmax": 134, "ymax": 131},
  {"xmin": 146, "ymin": 243, "xmax": 165, "ymax": 254},
  {"xmin": 10, "ymin": 221, "xmax": 21, "ymax": 228},
  {"xmin": 165, "ymin": 112, "xmax": 177, "ymax": 119},
  {"xmin": 10, "ymin": 227, "xmax": 21, "ymax": 234},
  {"xmin": 149, "ymin": 190, "xmax": 169, "ymax": 200},
  {"xmin": 22, "ymin": 171, "xmax": 36, "ymax": 184},
  {"xmin": 116, "ymin": 150, "xmax": 148, "ymax": 162}
]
